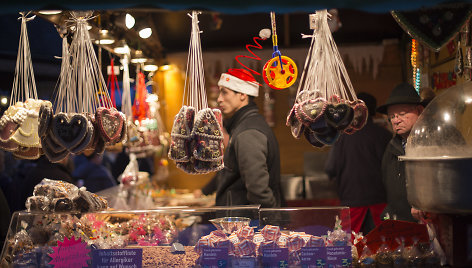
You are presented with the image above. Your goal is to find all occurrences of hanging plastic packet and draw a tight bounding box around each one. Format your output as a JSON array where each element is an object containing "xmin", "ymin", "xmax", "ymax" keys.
[
  {"xmin": 358, "ymin": 239, "xmax": 376, "ymax": 268},
  {"xmin": 119, "ymin": 153, "xmax": 139, "ymax": 187},
  {"xmin": 375, "ymin": 236, "xmax": 393, "ymax": 267},
  {"xmin": 392, "ymin": 237, "xmax": 407, "ymax": 268},
  {"xmin": 404, "ymin": 237, "xmax": 423, "ymax": 267}
]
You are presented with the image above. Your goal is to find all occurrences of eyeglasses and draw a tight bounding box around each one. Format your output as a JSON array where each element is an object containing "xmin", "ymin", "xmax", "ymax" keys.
[{"xmin": 387, "ymin": 108, "xmax": 416, "ymax": 121}]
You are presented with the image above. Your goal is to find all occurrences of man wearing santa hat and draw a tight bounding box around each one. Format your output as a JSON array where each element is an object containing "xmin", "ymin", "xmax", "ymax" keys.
[{"xmin": 208, "ymin": 68, "xmax": 283, "ymax": 208}]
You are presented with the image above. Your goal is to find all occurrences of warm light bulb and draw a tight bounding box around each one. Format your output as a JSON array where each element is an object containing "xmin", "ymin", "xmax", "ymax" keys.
[
  {"xmin": 125, "ymin": 14, "xmax": 135, "ymax": 29},
  {"xmin": 1, "ymin": 97, "xmax": 7, "ymax": 105},
  {"xmin": 139, "ymin": 28, "xmax": 152, "ymax": 39}
]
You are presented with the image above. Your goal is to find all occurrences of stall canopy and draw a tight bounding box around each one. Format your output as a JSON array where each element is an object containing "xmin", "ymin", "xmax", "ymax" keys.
[{"xmin": 1, "ymin": 0, "xmax": 462, "ymax": 14}]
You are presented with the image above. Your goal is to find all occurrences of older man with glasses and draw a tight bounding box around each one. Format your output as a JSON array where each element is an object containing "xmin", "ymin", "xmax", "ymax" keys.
[{"xmin": 377, "ymin": 83, "xmax": 427, "ymax": 222}]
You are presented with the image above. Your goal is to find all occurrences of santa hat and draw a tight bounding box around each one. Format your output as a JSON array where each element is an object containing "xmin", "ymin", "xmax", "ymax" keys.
[{"xmin": 218, "ymin": 68, "xmax": 259, "ymax": 97}]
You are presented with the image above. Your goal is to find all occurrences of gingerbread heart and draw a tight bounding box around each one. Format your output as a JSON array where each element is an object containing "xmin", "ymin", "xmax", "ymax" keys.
[
  {"xmin": 295, "ymin": 98, "xmax": 327, "ymax": 127},
  {"xmin": 38, "ymin": 103, "xmax": 53, "ymax": 138},
  {"xmin": 0, "ymin": 139, "xmax": 19, "ymax": 152},
  {"xmin": 192, "ymin": 108, "xmax": 224, "ymax": 162},
  {"xmin": 42, "ymin": 132, "xmax": 66, "ymax": 154},
  {"xmin": 13, "ymin": 146, "xmax": 41, "ymax": 160},
  {"xmin": 95, "ymin": 107, "xmax": 124, "ymax": 143},
  {"xmin": 0, "ymin": 119, "xmax": 19, "ymax": 141},
  {"xmin": 169, "ymin": 106, "xmax": 195, "ymax": 162},
  {"xmin": 303, "ymin": 128, "xmax": 325, "ymax": 148},
  {"xmin": 350, "ymin": 100, "xmax": 369, "ymax": 130},
  {"xmin": 69, "ymin": 117, "xmax": 94, "ymax": 154},
  {"xmin": 324, "ymin": 103, "xmax": 354, "ymax": 130},
  {"xmin": 307, "ymin": 116, "xmax": 330, "ymax": 134},
  {"xmin": 42, "ymin": 137, "xmax": 69, "ymax": 163},
  {"xmin": 313, "ymin": 125, "xmax": 340, "ymax": 145},
  {"xmin": 51, "ymin": 113, "xmax": 89, "ymax": 150},
  {"xmin": 286, "ymin": 106, "xmax": 304, "ymax": 139}
]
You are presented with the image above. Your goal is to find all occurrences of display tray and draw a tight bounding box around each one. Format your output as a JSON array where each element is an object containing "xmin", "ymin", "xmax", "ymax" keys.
[{"xmin": 1, "ymin": 206, "xmax": 351, "ymax": 267}]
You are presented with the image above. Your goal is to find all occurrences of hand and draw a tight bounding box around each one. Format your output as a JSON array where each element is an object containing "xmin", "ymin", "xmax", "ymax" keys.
[
  {"xmin": 193, "ymin": 189, "xmax": 203, "ymax": 198},
  {"xmin": 411, "ymin": 207, "xmax": 426, "ymax": 222}
]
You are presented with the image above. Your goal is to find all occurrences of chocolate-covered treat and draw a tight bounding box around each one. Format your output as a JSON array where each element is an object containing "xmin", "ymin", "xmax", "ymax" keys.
[
  {"xmin": 25, "ymin": 196, "xmax": 50, "ymax": 212},
  {"xmin": 73, "ymin": 190, "xmax": 95, "ymax": 212},
  {"xmin": 50, "ymin": 197, "xmax": 73, "ymax": 212},
  {"xmin": 33, "ymin": 179, "xmax": 78, "ymax": 199}
]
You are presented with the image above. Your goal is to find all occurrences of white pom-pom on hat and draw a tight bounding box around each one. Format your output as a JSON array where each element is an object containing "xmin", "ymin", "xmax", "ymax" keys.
[{"xmin": 259, "ymin": 28, "xmax": 271, "ymax": 40}]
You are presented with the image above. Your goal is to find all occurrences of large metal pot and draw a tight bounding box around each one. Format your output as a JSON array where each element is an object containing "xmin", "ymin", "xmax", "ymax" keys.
[{"xmin": 401, "ymin": 156, "xmax": 472, "ymax": 214}]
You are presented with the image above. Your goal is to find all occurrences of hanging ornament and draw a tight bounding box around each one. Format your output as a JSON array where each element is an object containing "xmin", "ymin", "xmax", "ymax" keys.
[
  {"xmin": 286, "ymin": 10, "xmax": 367, "ymax": 147},
  {"xmin": 168, "ymin": 11, "xmax": 224, "ymax": 174},
  {"xmin": 42, "ymin": 11, "xmax": 126, "ymax": 162},
  {"xmin": 262, "ymin": 12, "xmax": 298, "ymax": 90},
  {"xmin": 0, "ymin": 12, "xmax": 49, "ymax": 160}
]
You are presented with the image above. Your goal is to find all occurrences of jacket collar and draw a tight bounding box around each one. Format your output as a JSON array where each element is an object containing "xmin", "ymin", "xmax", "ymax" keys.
[{"xmin": 224, "ymin": 101, "xmax": 258, "ymax": 135}]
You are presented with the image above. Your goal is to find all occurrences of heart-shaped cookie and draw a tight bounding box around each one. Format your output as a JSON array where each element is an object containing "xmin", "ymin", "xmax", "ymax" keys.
[
  {"xmin": 0, "ymin": 139, "xmax": 19, "ymax": 152},
  {"xmin": 324, "ymin": 103, "xmax": 354, "ymax": 130},
  {"xmin": 286, "ymin": 106, "xmax": 305, "ymax": 139},
  {"xmin": 345, "ymin": 100, "xmax": 369, "ymax": 135},
  {"xmin": 38, "ymin": 103, "xmax": 53, "ymax": 138},
  {"xmin": 314, "ymin": 125, "xmax": 341, "ymax": 145},
  {"xmin": 43, "ymin": 131, "xmax": 66, "ymax": 154},
  {"xmin": 69, "ymin": 117, "xmax": 94, "ymax": 154},
  {"xmin": 303, "ymin": 128, "xmax": 325, "ymax": 148},
  {"xmin": 42, "ymin": 137, "xmax": 69, "ymax": 163},
  {"xmin": 95, "ymin": 107, "xmax": 125, "ymax": 143},
  {"xmin": 13, "ymin": 146, "xmax": 41, "ymax": 160},
  {"xmin": 307, "ymin": 116, "xmax": 330, "ymax": 134},
  {"xmin": 51, "ymin": 113, "xmax": 89, "ymax": 150},
  {"xmin": 0, "ymin": 118, "xmax": 19, "ymax": 141},
  {"xmin": 295, "ymin": 98, "xmax": 327, "ymax": 127}
]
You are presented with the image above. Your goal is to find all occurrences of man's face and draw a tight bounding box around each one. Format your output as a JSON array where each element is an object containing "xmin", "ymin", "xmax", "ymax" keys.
[
  {"xmin": 387, "ymin": 104, "xmax": 423, "ymax": 139},
  {"xmin": 217, "ymin": 87, "xmax": 247, "ymax": 116}
]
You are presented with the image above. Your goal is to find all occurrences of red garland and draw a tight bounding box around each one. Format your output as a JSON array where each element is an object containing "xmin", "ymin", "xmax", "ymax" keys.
[{"xmin": 235, "ymin": 36, "xmax": 265, "ymax": 79}]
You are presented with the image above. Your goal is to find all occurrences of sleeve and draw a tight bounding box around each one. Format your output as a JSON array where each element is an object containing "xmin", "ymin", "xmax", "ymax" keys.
[
  {"xmin": 201, "ymin": 174, "xmax": 218, "ymax": 195},
  {"xmin": 234, "ymin": 129, "xmax": 276, "ymax": 207}
]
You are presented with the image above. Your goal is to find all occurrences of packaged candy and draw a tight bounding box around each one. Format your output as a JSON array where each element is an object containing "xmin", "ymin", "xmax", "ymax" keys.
[{"xmin": 375, "ymin": 236, "xmax": 393, "ymax": 267}]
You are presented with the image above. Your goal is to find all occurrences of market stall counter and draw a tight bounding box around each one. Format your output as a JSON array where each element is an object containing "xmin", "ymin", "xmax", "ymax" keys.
[{"xmin": 0, "ymin": 206, "xmax": 351, "ymax": 267}]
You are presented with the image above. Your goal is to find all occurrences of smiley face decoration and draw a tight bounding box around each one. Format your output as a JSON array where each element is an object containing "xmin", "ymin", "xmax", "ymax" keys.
[{"xmin": 286, "ymin": 10, "xmax": 368, "ymax": 148}]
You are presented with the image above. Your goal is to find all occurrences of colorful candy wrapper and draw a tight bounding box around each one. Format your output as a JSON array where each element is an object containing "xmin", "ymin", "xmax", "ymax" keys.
[
  {"xmin": 234, "ymin": 239, "xmax": 256, "ymax": 256},
  {"xmin": 261, "ymin": 225, "xmax": 281, "ymax": 241},
  {"xmin": 229, "ymin": 232, "xmax": 240, "ymax": 245},
  {"xmin": 210, "ymin": 230, "xmax": 227, "ymax": 239},
  {"xmin": 307, "ymin": 235, "xmax": 325, "ymax": 247},
  {"xmin": 278, "ymin": 232, "xmax": 289, "ymax": 248},
  {"xmin": 287, "ymin": 233, "xmax": 305, "ymax": 252},
  {"xmin": 194, "ymin": 235, "xmax": 212, "ymax": 254},
  {"xmin": 236, "ymin": 226, "xmax": 255, "ymax": 240},
  {"xmin": 253, "ymin": 233, "xmax": 264, "ymax": 244},
  {"xmin": 289, "ymin": 250, "xmax": 301, "ymax": 266}
]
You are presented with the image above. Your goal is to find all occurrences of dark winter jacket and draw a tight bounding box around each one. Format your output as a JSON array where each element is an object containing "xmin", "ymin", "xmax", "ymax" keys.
[
  {"xmin": 381, "ymin": 134, "xmax": 416, "ymax": 222},
  {"xmin": 325, "ymin": 119, "xmax": 391, "ymax": 207},
  {"xmin": 215, "ymin": 102, "xmax": 283, "ymax": 208}
]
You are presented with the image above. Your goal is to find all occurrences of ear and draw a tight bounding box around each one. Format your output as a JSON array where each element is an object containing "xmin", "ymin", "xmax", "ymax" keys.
[
  {"xmin": 239, "ymin": 93, "xmax": 248, "ymax": 102},
  {"xmin": 416, "ymin": 105, "xmax": 424, "ymax": 114}
]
